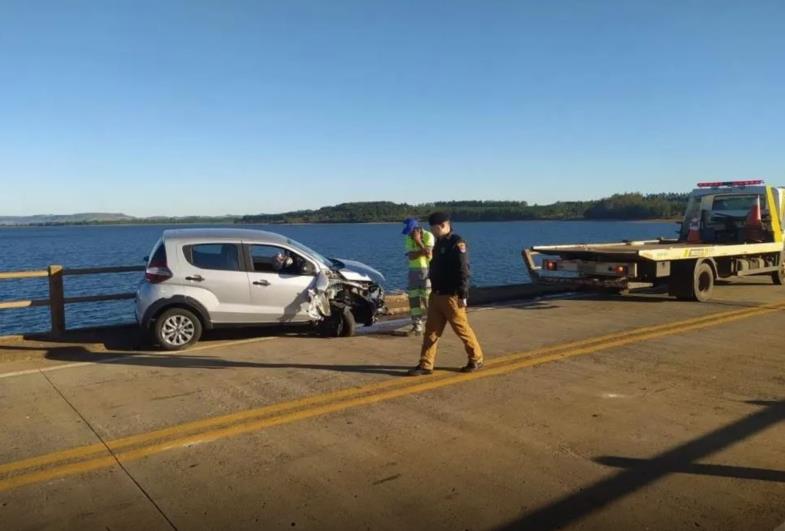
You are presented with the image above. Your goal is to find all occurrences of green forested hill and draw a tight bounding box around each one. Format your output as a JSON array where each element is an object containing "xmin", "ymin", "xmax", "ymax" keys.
[
  {"xmin": 4, "ymin": 193, "xmax": 689, "ymax": 226},
  {"xmin": 237, "ymin": 193, "xmax": 689, "ymax": 224}
]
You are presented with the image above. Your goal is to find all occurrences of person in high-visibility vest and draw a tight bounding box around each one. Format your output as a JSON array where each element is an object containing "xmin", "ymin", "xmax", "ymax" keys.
[{"xmin": 402, "ymin": 217, "xmax": 435, "ymax": 335}]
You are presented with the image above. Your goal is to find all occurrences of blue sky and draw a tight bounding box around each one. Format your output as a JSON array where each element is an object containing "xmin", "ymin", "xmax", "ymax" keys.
[{"xmin": 1, "ymin": 1, "xmax": 783, "ymax": 217}]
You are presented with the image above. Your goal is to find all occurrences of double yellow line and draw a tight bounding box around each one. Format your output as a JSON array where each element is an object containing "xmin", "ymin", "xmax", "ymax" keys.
[{"xmin": 1, "ymin": 301, "xmax": 783, "ymax": 493}]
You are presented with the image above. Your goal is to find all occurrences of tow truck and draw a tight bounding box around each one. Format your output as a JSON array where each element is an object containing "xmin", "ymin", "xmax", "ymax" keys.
[{"xmin": 523, "ymin": 180, "xmax": 785, "ymax": 302}]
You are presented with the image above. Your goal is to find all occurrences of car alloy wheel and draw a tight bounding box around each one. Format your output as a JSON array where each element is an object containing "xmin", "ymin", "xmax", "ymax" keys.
[{"xmin": 161, "ymin": 314, "xmax": 196, "ymax": 346}]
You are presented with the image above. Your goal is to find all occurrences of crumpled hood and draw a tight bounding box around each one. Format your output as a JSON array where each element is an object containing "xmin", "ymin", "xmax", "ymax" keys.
[{"xmin": 333, "ymin": 258, "xmax": 385, "ymax": 285}]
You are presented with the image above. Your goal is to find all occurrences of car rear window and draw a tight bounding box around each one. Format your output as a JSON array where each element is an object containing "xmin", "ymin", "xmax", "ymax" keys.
[
  {"xmin": 148, "ymin": 241, "xmax": 167, "ymax": 266},
  {"xmin": 185, "ymin": 243, "xmax": 241, "ymax": 271}
]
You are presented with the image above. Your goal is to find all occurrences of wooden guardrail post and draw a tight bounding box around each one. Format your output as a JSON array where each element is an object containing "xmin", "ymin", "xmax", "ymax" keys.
[
  {"xmin": 48, "ymin": 265, "xmax": 65, "ymax": 335},
  {"xmin": 0, "ymin": 265, "xmax": 145, "ymax": 339}
]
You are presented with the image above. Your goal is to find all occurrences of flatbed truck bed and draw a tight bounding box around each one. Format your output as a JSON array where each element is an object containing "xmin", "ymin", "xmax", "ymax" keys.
[{"xmin": 523, "ymin": 181, "xmax": 785, "ymax": 301}]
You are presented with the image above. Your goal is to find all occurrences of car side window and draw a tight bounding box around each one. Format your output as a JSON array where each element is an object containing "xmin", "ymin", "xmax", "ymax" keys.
[
  {"xmin": 248, "ymin": 245, "xmax": 314, "ymax": 275},
  {"xmin": 185, "ymin": 244, "xmax": 241, "ymax": 271}
]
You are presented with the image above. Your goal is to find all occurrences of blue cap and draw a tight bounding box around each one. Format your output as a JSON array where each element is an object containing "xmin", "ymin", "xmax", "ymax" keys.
[{"xmin": 402, "ymin": 218, "xmax": 419, "ymax": 235}]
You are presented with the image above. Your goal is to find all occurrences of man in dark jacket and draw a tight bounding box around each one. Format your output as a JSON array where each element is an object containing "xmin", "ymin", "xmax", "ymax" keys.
[{"xmin": 408, "ymin": 211, "xmax": 484, "ymax": 376}]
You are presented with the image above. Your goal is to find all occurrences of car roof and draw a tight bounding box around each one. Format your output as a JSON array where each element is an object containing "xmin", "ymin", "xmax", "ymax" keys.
[{"xmin": 162, "ymin": 227, "xmax": 290, "ymax": 245}]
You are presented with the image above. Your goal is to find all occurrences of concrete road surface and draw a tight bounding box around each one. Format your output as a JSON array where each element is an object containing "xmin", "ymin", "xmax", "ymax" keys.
[{"xmin": 0, "ymin": 278, "xmax": 783, "ymax": 530}]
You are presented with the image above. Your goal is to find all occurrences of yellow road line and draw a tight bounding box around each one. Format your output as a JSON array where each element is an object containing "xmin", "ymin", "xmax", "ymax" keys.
[
  {"xmin": 0, "ymin": 374, "xmax": 421, "ymax": 475},
  {"xmin": 174, "ymin": 335, "xmax": 277, "ymax": 353},
  {"xmin": 1, "ymin": 301, "xmax": 783, "ymax": 492},
  {"xmin": 1, "ymin": 303, "xmax": 752, "ymax": 476}
]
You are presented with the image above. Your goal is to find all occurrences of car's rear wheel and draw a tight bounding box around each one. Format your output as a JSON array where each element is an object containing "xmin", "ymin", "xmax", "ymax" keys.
[{"xmin": 155, "ymin": 308, "xmax": 203, "ymax": 350}]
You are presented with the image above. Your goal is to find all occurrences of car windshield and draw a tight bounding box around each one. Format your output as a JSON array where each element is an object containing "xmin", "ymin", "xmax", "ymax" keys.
[{"xmin": 285, "ymin": 238, "xmax": 333, "ymax": 269}]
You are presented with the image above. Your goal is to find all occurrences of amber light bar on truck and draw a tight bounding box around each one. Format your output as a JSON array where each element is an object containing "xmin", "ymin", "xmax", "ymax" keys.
[{"xmin": 697, "ymin": 180, "xmax": 764, "ymax": 188}]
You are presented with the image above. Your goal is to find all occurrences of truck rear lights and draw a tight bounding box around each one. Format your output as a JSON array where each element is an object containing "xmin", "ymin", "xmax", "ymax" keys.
[
  {"xmin": 544, "ymin": 259, "xmax": 558, "ymax": 271},
  {"xmin": 613, "ymin": 265, "xmax": 628, "ymax": 274},
  {"xmin": 697, "ymin": 180, "xmax": 764, "ymax": 188}
]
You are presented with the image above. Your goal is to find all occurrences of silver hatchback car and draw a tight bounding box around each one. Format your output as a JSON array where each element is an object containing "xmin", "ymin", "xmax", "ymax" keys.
[{"xmin": 135, "ymin": 228, "xmax": 385, "ymax": 350}]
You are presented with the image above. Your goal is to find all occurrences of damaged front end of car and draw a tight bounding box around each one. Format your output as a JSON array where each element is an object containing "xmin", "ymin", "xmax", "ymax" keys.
[{"xmin": 306, "ymin": 258, "xmax": 386, "ymax": 334}]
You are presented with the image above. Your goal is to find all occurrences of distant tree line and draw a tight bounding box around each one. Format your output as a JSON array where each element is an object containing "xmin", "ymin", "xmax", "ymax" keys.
[
  {"xmin": 10, "ymin": 193, "xmax": 689, "ymax": 227},
  {"xmin": 237, "ymin": 194, "xmax": 689, "ymax": 224},
  {"xmin": 583, "ymin": 193, "xmax": 688, "ymax": 220}
]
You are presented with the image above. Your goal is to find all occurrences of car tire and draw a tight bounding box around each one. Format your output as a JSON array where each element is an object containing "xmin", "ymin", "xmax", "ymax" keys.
[
  {"xmin": 338, "ymin": 307, "xmax": 357, "ymax": 337},
  {"xmin": 155, "ymin": 307, "xmax": 203, "ymax": 350},
  {"xmin": 319, "ymin": 306, "xmax": 356, "ymax": 338}
]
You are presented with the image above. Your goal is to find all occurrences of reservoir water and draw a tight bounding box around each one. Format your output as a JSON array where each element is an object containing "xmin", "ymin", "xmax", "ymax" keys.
[{"xmin": 0, "ymin": 220, "xmax": 677, "ymax": 335}]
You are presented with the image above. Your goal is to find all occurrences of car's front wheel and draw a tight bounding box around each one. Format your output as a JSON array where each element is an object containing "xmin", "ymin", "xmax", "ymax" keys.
[
  {"xmin": 319, "ymin": 306, "xmax": 356, "ymax": 338},
  {"xmin": 155, "ymin": 307, "xmax": 203, "ymax": 350}
]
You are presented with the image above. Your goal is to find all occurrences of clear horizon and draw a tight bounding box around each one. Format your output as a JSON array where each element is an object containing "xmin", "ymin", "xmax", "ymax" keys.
[
  {"xmin": 2, "ymin": 1, "xmax": 783, "ymax": 217},
  {"xmin": 4, "ymin": 190, "xmax": 688, "ymax": 219}
]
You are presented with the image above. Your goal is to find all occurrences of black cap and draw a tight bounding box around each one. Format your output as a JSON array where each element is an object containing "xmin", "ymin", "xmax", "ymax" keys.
[{"xmin": 428, "ymin": 211, "xmax": 450, "ymax": 225}]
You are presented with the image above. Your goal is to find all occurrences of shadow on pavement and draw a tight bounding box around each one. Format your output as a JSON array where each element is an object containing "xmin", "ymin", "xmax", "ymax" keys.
[
  {"xmin": 489, "ymin": 300, "xmax": 561, "ymax": 311},
  {"xmin": 33, "ymin": 346, "xmax": 419, "ymax": 376},
  {"xmin": 9, "ymin": 323, "xmax": 318, "ymax": 353},
  {"xmin": 496, "ymin": 399, "xmax": 785, "ymax": 530}
]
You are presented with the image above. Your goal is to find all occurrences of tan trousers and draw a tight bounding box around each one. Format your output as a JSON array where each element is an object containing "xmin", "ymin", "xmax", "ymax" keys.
[{"xmin": 419, "ymin": 294, "xmax": 484, "ymax": 370}]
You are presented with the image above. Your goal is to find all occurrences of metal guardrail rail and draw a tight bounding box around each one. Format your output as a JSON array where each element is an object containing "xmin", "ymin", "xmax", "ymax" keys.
[{"xmin": 0, "ymin": 265, "xmax": 144, "ymax": 336}]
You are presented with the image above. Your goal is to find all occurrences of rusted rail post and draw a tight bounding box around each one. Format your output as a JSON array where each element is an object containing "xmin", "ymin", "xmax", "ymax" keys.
[{"xmin": 48, "ymin": 265, "xmax": 65, "ymax": 335}]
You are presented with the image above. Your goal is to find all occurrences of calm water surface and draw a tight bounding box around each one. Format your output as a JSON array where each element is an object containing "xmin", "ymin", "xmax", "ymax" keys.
[{"xmin": 0, "ymin": 221, "xmax": 677, "ymax": 335}]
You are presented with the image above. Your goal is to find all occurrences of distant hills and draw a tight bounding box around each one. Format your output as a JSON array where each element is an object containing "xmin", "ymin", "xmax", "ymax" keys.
[
  {"xmin": 2, "ymin": 193, "xmax": 690, "ymax": 226},
  {"xmin": 239, "ymin": 193, "xmax": 689, "ymax": 224},
  {"xmin": 0, "ymin": 213, "xmax": 238, "ymax": 226},
  {"xmin": 0, "ymin": 212, "xmax": 135, "ymax": 226}
]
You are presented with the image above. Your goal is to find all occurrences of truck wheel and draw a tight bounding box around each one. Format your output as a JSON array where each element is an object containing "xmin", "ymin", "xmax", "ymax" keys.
[
  {"xmin": 670, "ymin": 261, "xmax": 714, "ymax": 302},
  {"xmin": 691, "ymin": 262, "xmax": 715, "ymax": 302},
  {"xmin": 155, "ymin": 307, "xmax": 202, "ymax": 350},
  {"xmin": 772, "ymin": 256, "xmax": 785, "ymax": 285}
]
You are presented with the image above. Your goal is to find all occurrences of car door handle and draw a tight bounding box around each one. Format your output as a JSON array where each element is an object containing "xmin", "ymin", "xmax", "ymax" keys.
[
  {"xmin": 253, "ymin": 279, "xmax": 270, "ymax": 286},
  {"xmin": 185, "ymin": 275, "xmax": 204, "ymax": 282}
]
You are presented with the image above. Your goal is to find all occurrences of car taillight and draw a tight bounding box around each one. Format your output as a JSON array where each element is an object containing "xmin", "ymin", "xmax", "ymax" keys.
[
  {"xmin": 544, "ymin": 259, "xmax": 558, "ymax": 271},
  {"xmin": 145, "ymin": 266, "xmax": 172, "ymax": 283},
  {"xmin": 612, "ymin": 265, "xmax": 628, "ymax": 275},
  {"xmin": 145, "ymin": 257, "xmax": 172, "ymax": 283}
]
